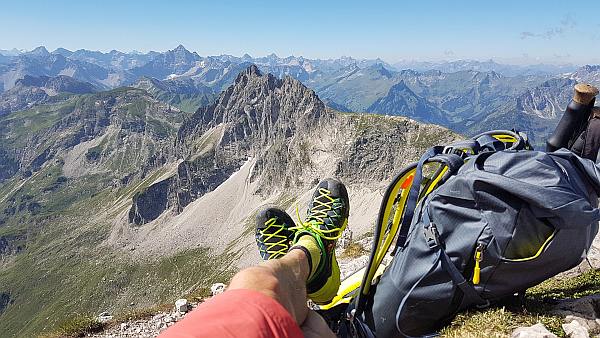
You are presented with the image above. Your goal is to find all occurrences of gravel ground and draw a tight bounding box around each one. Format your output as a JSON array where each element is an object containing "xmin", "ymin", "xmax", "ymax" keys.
[
  {"xmin": 91, "ymin": 237, "xmax": 372, "ymax": 337},
  {"xmin": 92, "ymin": 306, "xmax": 195, "ymax": 338}
]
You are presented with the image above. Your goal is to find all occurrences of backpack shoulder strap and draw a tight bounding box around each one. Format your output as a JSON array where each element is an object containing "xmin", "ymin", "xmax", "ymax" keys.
[{"xmin": 395, "ymin": 147, "xmax": 464, "ymax": 250}]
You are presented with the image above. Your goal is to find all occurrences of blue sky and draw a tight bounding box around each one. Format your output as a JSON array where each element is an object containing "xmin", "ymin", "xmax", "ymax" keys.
[{"xmin": 2, "ymin": 0, "xmax": 600, "ymax": 65}]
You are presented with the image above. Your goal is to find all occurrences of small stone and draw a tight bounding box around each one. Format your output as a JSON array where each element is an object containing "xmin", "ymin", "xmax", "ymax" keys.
[
  {"xmin": 120, "ymin": 323, "xmax": 128, "ymax": 331},
  {"xmin": 175, "ymin": 298, "xmax": 189, "ymax": 313},
  {"xmin": 511, "ymin": 323, "xmax": 557, "ymax": 338},
  {"xmin": 562, "ymin": 320, "xmax": 590, "ymax": 338},
  {"xmin": 336, "ymin": 227, "xmax": 353, "ymax": 249},
  {"xmin": 97, "ymin": 311, "xmax": 113, "ymax": 323},
  {"xmin": 211, "ymin": 283, "xmax": 226, "ymax": 296},
  {"xmin": 164, "ymin": 315, "xmax": 173, "ymax": 323}
]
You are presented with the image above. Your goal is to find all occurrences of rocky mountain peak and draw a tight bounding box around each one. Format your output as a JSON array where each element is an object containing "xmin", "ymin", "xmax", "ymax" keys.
[
  {"xmin": 27, "ymin": 46, "xmax": 50, "ymax": 57},
  {"xmin": 389, "ymin": 80, "xmax": 412, "ymax": 93},
  {"xmin": 179, "ymin": 65, "xmax": 327, "ymax": 151},
  {"xmin": 369, "ymin": 63, "xmax": 393, "ymax": 78},
  {"xmin": 52, "ymin": 48, "xmax": 73, "ymax": 57},
  {"xmin": 168, "ymin": 44, "xmax": 198, "ymax": 60},
  {"xmin": 367, "ymin": 79, "xmax": 448, "ymax": 125},
  {"xmin": 234, "ymin": 64, "xmax": 263, "ymax": 82},
  {"xmin": 132, "ymin": 66, "xmax": 332, "ymax": 224},
  {"xmin": 173, "ymin": 44, "xmax": 189, "ymax": 53}
]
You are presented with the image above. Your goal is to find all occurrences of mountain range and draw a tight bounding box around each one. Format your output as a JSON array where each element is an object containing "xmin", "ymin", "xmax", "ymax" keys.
[{"xmin": 2, "ymin": 45, "xmax": 598, "ymax": 147}]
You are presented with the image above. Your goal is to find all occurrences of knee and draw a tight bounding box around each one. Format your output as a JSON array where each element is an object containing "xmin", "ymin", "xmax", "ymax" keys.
[{"xmin": 229, "ymin": 266, "xmax": 281, "ymax": 295}]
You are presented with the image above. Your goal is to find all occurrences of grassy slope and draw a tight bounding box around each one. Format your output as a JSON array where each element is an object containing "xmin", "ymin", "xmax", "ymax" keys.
[
  {"xmin": 442, "ymin": 269, "xmax": 600, "ymax": 337},
  {"xmin": 0, "ymin": 94, "xmax": 230, "ymax": 337},
  {"xmin": 0, "ymin": 161, "xmax": 235, "ymax": 337}
]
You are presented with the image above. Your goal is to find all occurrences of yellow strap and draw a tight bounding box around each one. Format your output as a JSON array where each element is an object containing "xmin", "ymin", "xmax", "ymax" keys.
[
  {"xmin": 362, "ymin": 168, "xmax": 415, "ymax": 295},
  {"xmin": 363, "ymin": 162, "xmax": 451, "ymax": 296},
  {"xmin": 424, "ymin": 166, "xmax": 449, "ymax": 196},
  {"xmin": 492, "ymin": 134, "xmax": 517, "ymax": 143},
  {"xmin": 320, "ymin": 262, "xmax": 388, "ymax": 310}
]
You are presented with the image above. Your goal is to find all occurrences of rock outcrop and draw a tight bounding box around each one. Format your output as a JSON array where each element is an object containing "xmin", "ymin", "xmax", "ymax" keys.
[
  {"xmin": 129, "ymin": 151, "xmax": 243, "ymax": 224},
  {"xmin": 0, "ymin": 292, "xmax": 12, "ymax": 316},
  {"xmin": 511, "ymin": 323, "xmax": 557, "ymax": 338}
]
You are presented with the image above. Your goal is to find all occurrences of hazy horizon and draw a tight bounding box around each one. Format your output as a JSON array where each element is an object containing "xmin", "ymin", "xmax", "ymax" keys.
[
  {"xmin": 2, "ymin": 0, "xmax": 600, "ymax": 66},
  {"xmin": 0, "ymin": 44, "xmax": 592, "ymax": 68}
]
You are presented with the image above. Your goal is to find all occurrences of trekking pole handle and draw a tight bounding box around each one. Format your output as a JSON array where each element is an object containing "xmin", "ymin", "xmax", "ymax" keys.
[
  {"xmin": 573, "ymin": 83, "xmax": 599, "ymax": 105},
  {"xmin": 546, "ymin": 83, "xmax": 599, "ymax": 152}
]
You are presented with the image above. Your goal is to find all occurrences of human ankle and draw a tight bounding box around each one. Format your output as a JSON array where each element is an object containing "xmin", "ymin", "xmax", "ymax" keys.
[{"xmin": 291, "ymin": 234, "xmax": 322, "ymax": 281}]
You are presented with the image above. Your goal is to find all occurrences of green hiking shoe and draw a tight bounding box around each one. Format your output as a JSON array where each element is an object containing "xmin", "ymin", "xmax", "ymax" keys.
[
  {"xmin": 255, "ymin": 207, "xmax": 296, "ymax": 260},
  {"xmin": 292, "ymin": 178, "xmax": 349, "ymax": 304}
]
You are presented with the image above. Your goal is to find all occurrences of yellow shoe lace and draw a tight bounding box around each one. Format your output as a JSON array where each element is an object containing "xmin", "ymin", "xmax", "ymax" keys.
[
  {"xmin": 291, "ymin": 188, "xmax": 347, "ymax": 241},
  {"xmin": 258, "ymin": 217, "xmax": 291, "ymax": 259}
]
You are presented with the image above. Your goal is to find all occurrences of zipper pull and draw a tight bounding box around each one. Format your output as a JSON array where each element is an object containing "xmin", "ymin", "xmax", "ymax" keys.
[{"xmin": 473, "ymin": 244, "xmax": 484, "ymax": 285}]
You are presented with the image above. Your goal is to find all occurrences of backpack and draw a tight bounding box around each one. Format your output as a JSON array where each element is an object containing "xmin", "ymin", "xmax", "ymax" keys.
[{"xmin": 319, "ymin": 130, "xmax": 600, "ymax": 337}]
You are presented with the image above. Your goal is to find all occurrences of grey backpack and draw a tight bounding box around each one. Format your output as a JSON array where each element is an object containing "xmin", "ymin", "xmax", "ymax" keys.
[{"xmin": 344, "ymin": 132, "xmax": 600, "ymax": 337}]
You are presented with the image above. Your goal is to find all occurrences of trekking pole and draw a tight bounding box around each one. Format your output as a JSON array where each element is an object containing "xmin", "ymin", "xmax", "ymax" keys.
[{"xmin": 546, "ymin": 83, "xmax": 599, "ymax": 152}]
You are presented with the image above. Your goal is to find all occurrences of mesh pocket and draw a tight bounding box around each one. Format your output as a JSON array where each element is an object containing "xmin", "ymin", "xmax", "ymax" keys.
[{"xmin": 502, "ymin": 207, "xmax": 555, "ymax": 261}]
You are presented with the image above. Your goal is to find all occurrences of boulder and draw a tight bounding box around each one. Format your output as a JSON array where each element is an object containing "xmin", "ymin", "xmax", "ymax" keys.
[
  {"xmin": 551, "ymin": 295, "xmax": 600, "ymax": 319},
  {"xmin": 564, "ymin": 315, "xmax": 597, "ymax": 332},
  {"xmin": 174, "ymin": 298, "xmax": 189, "ymax": 313},
  {"xmin": 562, "ymin": 320, "xmax": 590, "ymax": 338},
  {"xmin": 511, "ymin": 323, "xmax": 557, "ymax": 338}
]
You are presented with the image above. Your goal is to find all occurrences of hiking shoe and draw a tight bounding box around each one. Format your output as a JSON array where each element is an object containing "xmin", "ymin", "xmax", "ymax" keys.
[
  {"xmin": 255, "ymin": 207, "xmax": 296, "ymax": 260},
  {"xmin": 292, "ymin": 178, "xmax": 349, "ymax": 304}
]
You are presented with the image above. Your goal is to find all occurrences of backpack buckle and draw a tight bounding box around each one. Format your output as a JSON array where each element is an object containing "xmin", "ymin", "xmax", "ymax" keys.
[
  {"xmin": 442, "ymin": 145, "xmax": 470, "ymax": 159},
  {"xmin": 424, "ymin": 223, "xmax": 441, "ymax": 248}
]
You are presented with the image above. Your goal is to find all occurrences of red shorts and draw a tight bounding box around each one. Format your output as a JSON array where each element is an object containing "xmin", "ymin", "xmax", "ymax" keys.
[{"xmin": 159, "ymin": 289, "xmax": 303, "ymax": 338}]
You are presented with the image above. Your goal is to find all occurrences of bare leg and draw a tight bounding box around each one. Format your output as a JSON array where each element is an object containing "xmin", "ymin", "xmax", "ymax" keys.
[{"xmin": 228, "ymin": 249, "xmax": 310, "ymax": 324}]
